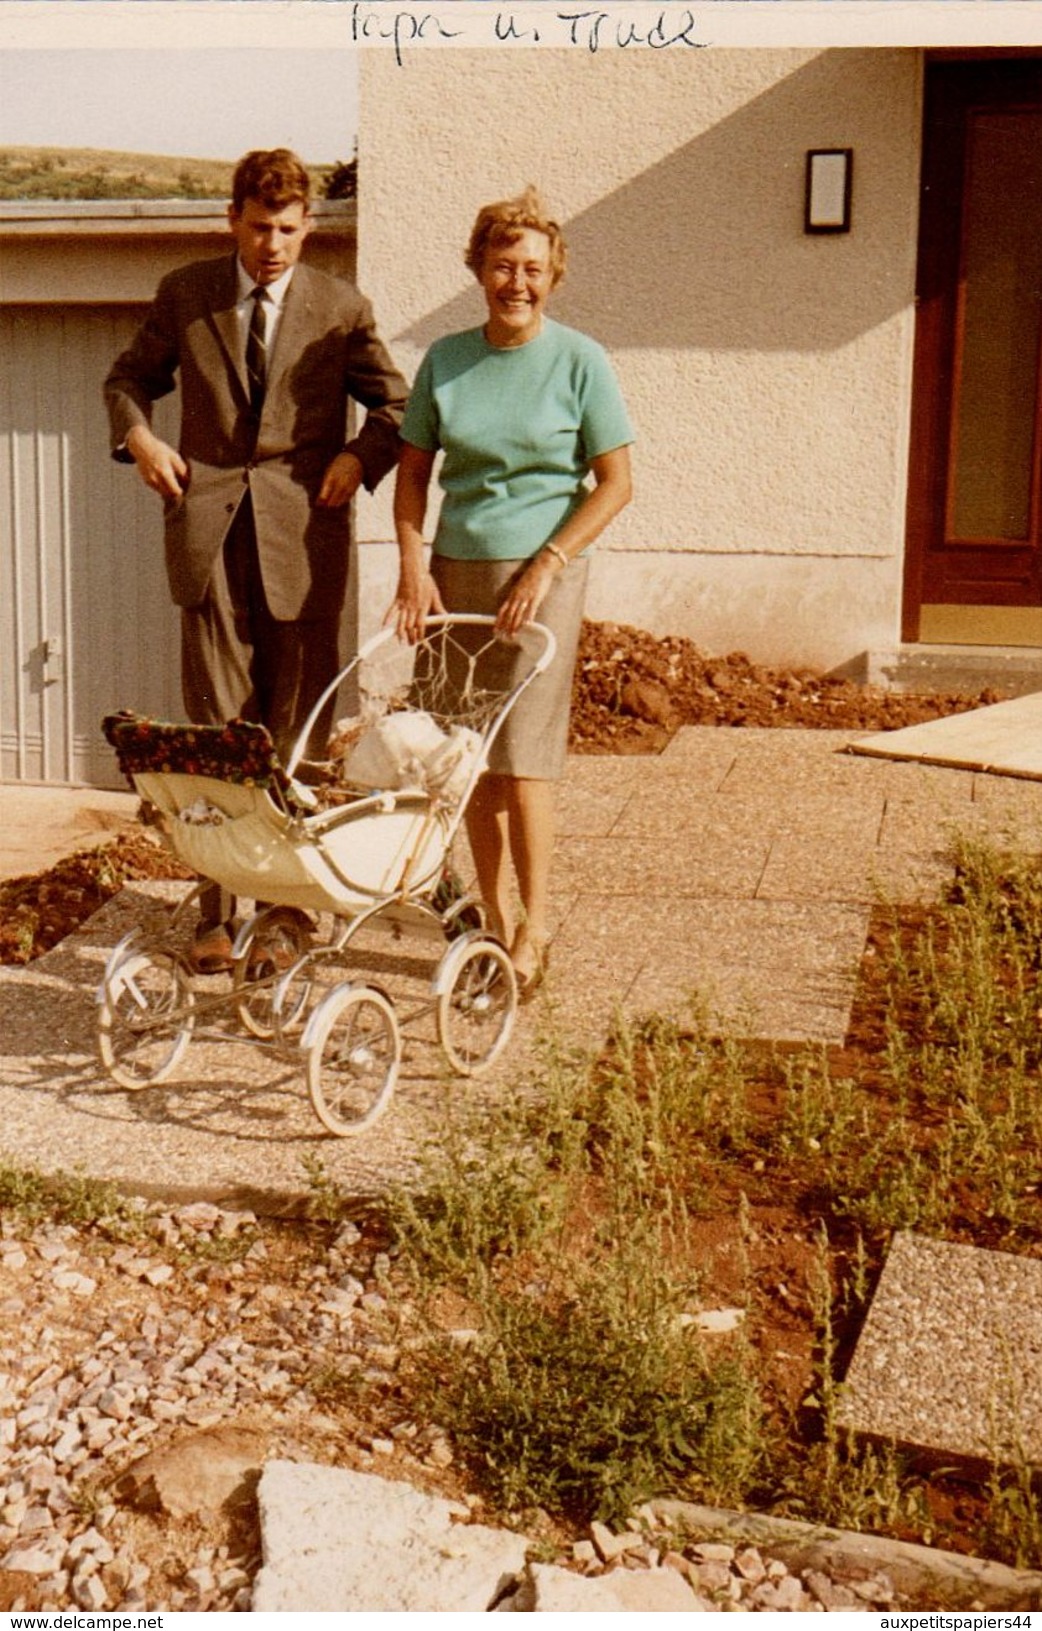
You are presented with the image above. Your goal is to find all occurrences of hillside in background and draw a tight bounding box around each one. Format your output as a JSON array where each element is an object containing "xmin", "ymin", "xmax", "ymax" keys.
[
  {"xmin": 0, "ymin": 146, "xmax": 233, "ymax": 200},
  {"xmin": 0, "ymin": 147, "xmax": 351, "ymax": 201}
]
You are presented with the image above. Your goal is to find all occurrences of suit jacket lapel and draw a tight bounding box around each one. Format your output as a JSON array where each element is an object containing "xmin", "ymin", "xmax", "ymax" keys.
[
  {"xmin": 265, "ymin": 267, "xmax": 312, "ymax": 403},
  {"xmin": 211, "ymin": 256, "xmax": 248, "ymax": 398}
]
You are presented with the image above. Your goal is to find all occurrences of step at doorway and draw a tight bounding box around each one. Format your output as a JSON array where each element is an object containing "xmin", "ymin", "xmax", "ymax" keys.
[{"xmin": 919, "ymin": 605, "xmax": 1042, "ymax": 648}]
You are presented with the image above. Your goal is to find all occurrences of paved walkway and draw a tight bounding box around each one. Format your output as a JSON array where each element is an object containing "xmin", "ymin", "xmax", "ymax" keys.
[{"xmin": 3, "ymin": 726, "xmax": 1042, "ymax": 1211}]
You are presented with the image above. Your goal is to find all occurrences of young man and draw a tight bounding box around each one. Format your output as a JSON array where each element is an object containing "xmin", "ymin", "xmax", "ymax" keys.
[{"xmin": 105, "ymin": 148, "xmax": 409, "ymax": 971}]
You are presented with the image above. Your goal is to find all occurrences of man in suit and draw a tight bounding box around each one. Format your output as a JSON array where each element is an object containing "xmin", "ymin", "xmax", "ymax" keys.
[{"xmin": 105, "ymin": 148, "xmax": 409, "ymax": 970}]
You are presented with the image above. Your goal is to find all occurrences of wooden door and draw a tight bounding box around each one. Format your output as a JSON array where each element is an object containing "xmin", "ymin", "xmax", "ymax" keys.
[{"xmin": 903, "ymin": 60, "xmax": 1042, "ymax": 639}]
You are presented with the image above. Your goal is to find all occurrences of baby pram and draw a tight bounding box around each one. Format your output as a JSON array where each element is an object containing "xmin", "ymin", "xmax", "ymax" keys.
[{"xmin": 95, "ymin": 614, "xmax": 556, "ymax": 1136}]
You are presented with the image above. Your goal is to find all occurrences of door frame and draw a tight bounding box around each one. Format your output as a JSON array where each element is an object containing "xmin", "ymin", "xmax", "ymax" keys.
[{"xmin": 903, "ymin": 53, "xmax": 1042, "ymax": 641}]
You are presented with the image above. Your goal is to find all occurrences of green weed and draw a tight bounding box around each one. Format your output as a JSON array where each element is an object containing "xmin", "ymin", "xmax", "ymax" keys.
[
  {"xmin": 300, "ymin": 1152, "xmax": 351, "ymax": 1224},
  {"xmin": 0, "ymin": 1158, "xmax": 145, "ymax": 1239},
  {"xmin": 414, "ymin": 1258, "xmax": 763, "ymax": 1525},
  {"xmin": 392, "ymin": 1032, "xmax": 764, "ymax": 1524}
]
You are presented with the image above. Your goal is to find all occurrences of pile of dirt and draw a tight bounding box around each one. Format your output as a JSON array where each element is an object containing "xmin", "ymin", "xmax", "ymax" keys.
[
  {"xmin": 569, "ymin": 620, "xmax": 1007, "ymax": 754},
  {"xmin": 0, "ymin": 829, "xmax": 191, "ymax": 967}
]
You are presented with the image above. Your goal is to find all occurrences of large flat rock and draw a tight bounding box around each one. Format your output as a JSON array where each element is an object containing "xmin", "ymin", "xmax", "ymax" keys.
[
  {"xmin": 252, "ymin": 1461, "xmax": 529, "ymax": 1611},
  {"xmin": 838, "ymin": 1233, "xmax": 1042, "ymax": 1467}
]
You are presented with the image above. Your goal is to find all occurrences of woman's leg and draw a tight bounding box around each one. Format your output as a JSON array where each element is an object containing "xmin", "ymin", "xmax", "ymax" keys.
[
  {"xmin": 505, "ymin": 776, "xmax": 555, "ymax": 981},
  {"xmin": 465, "ymin": 772, "xmax": 555, "ymax": 976},
  {"xmin": 464, "ymin": 772, "xmax": 515, "ymax": 947}
]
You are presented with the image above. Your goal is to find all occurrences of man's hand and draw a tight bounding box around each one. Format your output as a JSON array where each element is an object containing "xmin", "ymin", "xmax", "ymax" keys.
[
  {"xmin": 317, "ymin": 451, "xmax": 365, "ymax": 508},
  {"xmin": 126, "ymin": 425, "xmax": 188, "ymax": 499}
]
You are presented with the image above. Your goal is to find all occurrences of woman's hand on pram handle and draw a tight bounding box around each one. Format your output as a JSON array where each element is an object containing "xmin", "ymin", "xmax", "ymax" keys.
[{"xmin": 383, "ymin": 562, "xmax": 447, "ymax": 645}]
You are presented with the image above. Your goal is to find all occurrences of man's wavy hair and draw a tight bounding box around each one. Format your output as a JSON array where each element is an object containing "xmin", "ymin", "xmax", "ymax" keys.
[
  {"xmin": 231, "ymin": 149, "xmax": 312, "ymax": 215},
  {"xmin": 464, "ymin": 186, "xmax": 567, "ymax": 287}
]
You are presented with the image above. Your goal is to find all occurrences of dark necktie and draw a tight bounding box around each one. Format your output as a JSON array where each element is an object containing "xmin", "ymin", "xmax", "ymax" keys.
[{"xmin": 246, "ymin": 286, "xmax": 268, "ymax": 413}]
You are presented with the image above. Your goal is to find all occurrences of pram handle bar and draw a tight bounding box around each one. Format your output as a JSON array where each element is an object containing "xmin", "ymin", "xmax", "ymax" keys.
[{"xmin": 283, "ymin": 614, "xmax": 557, "ymax": 781}]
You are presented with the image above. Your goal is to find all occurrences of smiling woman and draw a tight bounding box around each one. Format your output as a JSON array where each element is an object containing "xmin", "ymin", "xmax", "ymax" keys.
[{"xmin": 386, "ymin": 186, "xmax": 635, "ymax": 996}]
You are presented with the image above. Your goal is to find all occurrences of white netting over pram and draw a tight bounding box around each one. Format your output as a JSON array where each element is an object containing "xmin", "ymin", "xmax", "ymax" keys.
[{"xmin": 312, "ymin": 619, "xmax": 549, "ymax": 809}]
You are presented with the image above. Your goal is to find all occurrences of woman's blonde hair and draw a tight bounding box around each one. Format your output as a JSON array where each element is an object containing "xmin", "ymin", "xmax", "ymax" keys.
[{"xmin": 464, "ymin": 186, "xmax": 567, "ymax": 287}]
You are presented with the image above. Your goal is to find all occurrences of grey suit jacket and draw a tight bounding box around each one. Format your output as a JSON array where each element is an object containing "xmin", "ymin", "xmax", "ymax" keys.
[{"xmin": 104, "ymin": 254, "xmax": 409, "ymax": 620}]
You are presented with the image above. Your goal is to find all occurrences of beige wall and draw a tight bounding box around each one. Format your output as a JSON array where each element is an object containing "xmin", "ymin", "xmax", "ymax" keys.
[
  {"xmin": 356, "ymin": 47, "xmax": 923, "ymax": 670},
  {"xmin": 0, "ymin": 201, "xmax": 356, "ymax": 303}
]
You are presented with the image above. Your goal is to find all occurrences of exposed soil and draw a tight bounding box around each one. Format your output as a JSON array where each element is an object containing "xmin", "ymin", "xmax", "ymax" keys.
[{"xmin": 570, "ymin": 620, "xmax": 1007, "ymax": 754}]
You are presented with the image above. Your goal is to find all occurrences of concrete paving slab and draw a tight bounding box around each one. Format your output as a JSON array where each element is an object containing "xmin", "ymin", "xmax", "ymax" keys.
[
  {"xmin": 861, "ymin": 851, "xmax": 954, "ymax": 907},
  {"xmin": 838, "ymin": 1232, "xmax": 1042, "ymax": 1467},
  {"xmin": 560, "ymin": 753, "xmax": 652, "ymax": 791},
  {"xmin": 625, "ymin": 902, "xmax": 869, "ymax": 1043},
  {"xmin": 714, "ymin": 729, "xmax": 882, "ymax": 794},
  {"xmin": 555, "ymin": 831, "xmax": 769, "ymax": 898},
  {"xmin": 554, "ymin": 779, "xmax": 634, "ymax": 839},
  {"xmin": 655, "ymin": 727, "xmax": 745, "ymax": 780},
  {"xmin": 968, "ymin": 776, "xmax": 1042, "ymax": 821},
  {"xmin": 611, "ymin": 786, "xmax": 886, "ymax": 848},
  {"xmin": 549, "ymin": 894, "xmax": 868, "ymax": 1044},
  {"xmin": 881, "ymin": 775, "xmax": 980, "ymax": 816},
  {"xmin": 755, "ymin": 832, "xmax": 883, "ymax": 904},
  {"xmin": 0, "ymin": 881, "xmax": 545, "ymax": 1208},
  {"xmin": 851, "ymin": 691, "xmax": 1042, "ymax": 780},
  {"xmin": 876, "ymin": 802, "xmax": 994, "ymax": 856}
]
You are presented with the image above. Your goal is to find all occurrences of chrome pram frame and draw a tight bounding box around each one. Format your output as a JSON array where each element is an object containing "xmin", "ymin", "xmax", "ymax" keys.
[{"xmin": 94, "ymin": 615, "xmax": 556, "ymax": 1136}]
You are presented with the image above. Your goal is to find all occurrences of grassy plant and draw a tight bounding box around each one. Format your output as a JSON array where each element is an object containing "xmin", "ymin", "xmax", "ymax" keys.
[
  {"xmin": 413, "ymin": 1255, "xmax": 763, "ymax": 1525},
  {"xmin": 173, "ymin": 1229, "xmax": 256, "ymax": 1265},
  {"xmin": 392, "ymin": 1035, "xmax": 764, "ymax": 1524},
  {"xmin": 308, "ymin": 1358, "xmax": 369, "ymax": 1408},
  {"xmin": 300, "ymin": 1152, "xmax": 351, "ymax": 1224},
  {"xmin": 785, "ymin": 1228, "xmax": 929, "ymax": 1538},
  {"xmin": 390, "ymin": 833, "xmax": 1042, "ymax": 1540},
  {"xmin": 984, "ymin": 1453, "xmax": 1042, "ymax": 1570},
  {"xmin": 0, "ymin": 1158, "xmax": 145, "ymax": 1239}
]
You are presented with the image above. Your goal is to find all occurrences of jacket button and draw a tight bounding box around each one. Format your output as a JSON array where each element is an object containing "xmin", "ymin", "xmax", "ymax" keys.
[{"xmin": 225, "ymin": 502, "xmax": 236, "ymax": 513}]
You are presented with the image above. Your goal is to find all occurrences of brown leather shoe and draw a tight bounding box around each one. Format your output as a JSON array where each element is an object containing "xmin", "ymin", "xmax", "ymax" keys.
[{"xmin": 189, "ymin": 921, "xmax": 235, "ymax": 975}]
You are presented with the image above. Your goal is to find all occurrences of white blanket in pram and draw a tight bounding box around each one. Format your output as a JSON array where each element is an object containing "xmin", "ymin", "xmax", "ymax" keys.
[{"xmin": 340, "ymin": 710, "xmax": 482, "ymax": 806}]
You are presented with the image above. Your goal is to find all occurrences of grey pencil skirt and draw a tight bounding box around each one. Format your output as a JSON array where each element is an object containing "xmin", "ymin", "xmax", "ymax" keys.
[{"xmin": 430, "ymin": 552, "xmax": 590, "ymax": 781}]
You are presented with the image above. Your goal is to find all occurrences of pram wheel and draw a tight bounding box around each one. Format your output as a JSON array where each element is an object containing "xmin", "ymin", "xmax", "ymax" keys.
[
  {"xmin": 97, "ymin": 949, "xmax": 195, "ymax": 1090},
  {"xmin": 234, "ymin": 908, "xmax": 314, "ymax": 1040},
  {"xmin": 304, "ymin": 983, "xmax": 401, "ymax": 1136},
  {"xmin": 435, "ymin": 935, "xmax": 517, "ymax": 1076}
]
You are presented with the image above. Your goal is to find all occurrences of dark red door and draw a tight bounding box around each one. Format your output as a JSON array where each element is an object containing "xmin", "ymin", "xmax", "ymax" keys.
[{"xmin": 904, "ymin": 59, "xmax": 1042, "ymax": 639}]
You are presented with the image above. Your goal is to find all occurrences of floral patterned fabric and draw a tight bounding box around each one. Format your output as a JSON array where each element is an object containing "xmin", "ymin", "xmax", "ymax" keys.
[{"xmin": 102, "ymin": 711, "xmax": 294, "ymax": 798}]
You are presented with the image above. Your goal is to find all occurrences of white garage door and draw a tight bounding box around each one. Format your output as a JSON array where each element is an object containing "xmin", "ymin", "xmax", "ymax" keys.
[{"xmin": 1, "ymin": 304, "xmax": 181, "ymax": 788}]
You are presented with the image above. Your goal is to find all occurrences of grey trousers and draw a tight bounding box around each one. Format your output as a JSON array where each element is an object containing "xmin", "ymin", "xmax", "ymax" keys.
[
  {"xmin": 180, "ymin": 495, "xmax": 342, "ymax": 764},
  {"xmin": 179, "ymin": 495, "xmax": 343, "ymax": 926}
]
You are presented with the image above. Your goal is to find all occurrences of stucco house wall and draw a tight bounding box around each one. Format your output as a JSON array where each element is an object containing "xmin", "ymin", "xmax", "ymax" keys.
[{"xmin": 355, "ymin": 47, "xmax": 923, "ymax": 671}]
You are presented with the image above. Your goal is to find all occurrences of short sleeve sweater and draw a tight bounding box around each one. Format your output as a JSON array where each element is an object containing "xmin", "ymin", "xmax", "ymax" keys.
[{"xmin": 400, "ymin": 318, "xmax": 634, "ymax": 561}]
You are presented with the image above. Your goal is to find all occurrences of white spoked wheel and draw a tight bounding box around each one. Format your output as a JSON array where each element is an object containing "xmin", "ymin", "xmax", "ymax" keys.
[
  {"xmin": 234, "ymin": 911, "xmax": 314, "ymax": 1040},
  {"xmin": 435, "ymin": 936, "xmax": 517, "ymax": 1076},
  {"xmin": 97, "ymin": 949, "xmax": 195, "ymax": 1090},
  {"xmin": 305, "ymin": 984, "xmax": 401, "ymax": 1136},
  {"xmin": 271, "ymin": 958, "xmax": 317, "ymax": 1044}
]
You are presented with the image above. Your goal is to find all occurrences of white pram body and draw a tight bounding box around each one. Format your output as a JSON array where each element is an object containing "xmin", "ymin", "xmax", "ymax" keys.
[{"xmin": 96, "ymin": 616, "xmax": 556, "ymax": 1135}]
